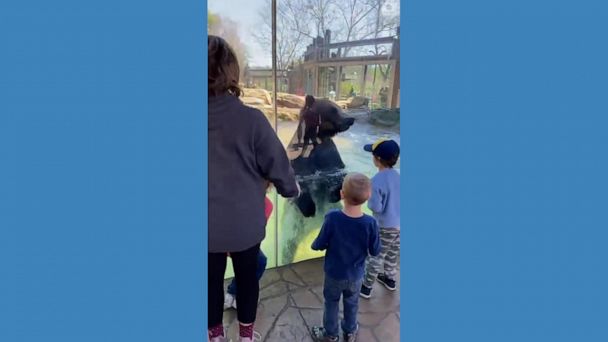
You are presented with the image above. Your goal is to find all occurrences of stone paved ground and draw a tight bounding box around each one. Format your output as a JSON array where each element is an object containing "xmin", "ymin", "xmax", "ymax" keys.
[{"xmin": 223, "ymin": 258, "xmax": 400, "ymax": 341}]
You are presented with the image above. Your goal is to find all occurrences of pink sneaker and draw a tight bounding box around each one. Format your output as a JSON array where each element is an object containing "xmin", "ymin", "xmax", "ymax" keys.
[{"xmin": 208, "ymin": 326, "xmax": 231, "ymax": 342}]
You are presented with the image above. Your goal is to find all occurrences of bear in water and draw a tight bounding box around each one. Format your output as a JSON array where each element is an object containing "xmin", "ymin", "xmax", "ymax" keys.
[
  {"xmin": 291, "ymin": 98, "xmax": 355, "ymax": 216},
  {"xmin": 280, "ymin": 97, "xmax": 355, "ymax": 263}
]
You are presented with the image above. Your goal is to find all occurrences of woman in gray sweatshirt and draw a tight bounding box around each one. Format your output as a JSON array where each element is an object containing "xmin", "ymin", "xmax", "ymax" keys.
[{"xmin": 207, "ymin": 35, "xmax": 299, "ymax": 342}]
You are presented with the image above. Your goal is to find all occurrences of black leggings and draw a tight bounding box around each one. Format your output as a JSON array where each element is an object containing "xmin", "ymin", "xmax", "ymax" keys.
[{"xmin": 208, "ymin": 243, "xmax": 260, "ymax": 327}]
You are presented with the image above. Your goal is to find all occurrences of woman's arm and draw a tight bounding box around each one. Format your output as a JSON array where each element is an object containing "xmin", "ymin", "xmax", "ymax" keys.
[{"xmin": 254, "ymin": 112, "xmax": 299, "ymax": 198}]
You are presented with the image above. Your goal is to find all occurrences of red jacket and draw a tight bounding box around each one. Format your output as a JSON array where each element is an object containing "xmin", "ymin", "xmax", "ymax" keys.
[{"xmin": 264, "ymin": 197, "xmax": 273, "ymax": 222}]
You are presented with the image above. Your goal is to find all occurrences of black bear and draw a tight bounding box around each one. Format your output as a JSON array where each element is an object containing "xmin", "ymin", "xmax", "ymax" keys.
[
  {"xmin": 291, "ymin": 97, "xmax": 355, "ymax": 216},
  {"xmin": 280, "ymin": 97, "xmax": 355, "ymax": 263}
]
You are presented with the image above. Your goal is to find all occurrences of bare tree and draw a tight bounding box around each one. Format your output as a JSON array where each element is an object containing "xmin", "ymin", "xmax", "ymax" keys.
[
  {"xmin": 252, "ymin": 0, "xmax": 399, "ymax": 83},
  {"xmin": 363, "ymin": 0, "xmax": 399, "ymax": 83},
  {"xmin": 304, "ymin": 0, "xmax": 338, "ymax": 38},
  {"xmin": 208, "ymin": 12, "xmax": 249, "ymax": 79},
  {"xmin": 368, "ymin": 0, "xmax": 400, "ymax": 37},
  {"xmin": 335, "ymin": 0, "xmax": 380, "ymax": 56},
  {"xmin": 253, "ymin": 0, "xmax": 311, "ymax": 70}
]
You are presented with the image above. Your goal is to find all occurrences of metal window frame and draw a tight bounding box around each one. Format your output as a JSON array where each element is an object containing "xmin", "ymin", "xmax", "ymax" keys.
[{"xmin": 271, "ymin": 0, "xmax": 279, "ymax": 268}]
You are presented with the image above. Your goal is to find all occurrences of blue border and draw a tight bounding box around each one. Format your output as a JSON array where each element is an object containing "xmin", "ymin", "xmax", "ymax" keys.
[
  {"xmin": 1, "ymin": 1, "xmax": 205, "ymax": 341},
  {"xmin": 402, "ymin": 1, "xmax": 608, "ymax": 341},
  {"xmin": 2, "ymin": 1, "xmax": 608, "ymax": 341},
  {"xmin": 202, "ymin": 4, "xmax": 209, "ymax": 335}
]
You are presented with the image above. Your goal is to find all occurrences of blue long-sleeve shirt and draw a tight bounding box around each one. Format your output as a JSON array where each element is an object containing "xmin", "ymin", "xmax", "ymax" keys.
[
  {"xmin": 368, "ymin": 168, "xmax": 400, "ymax": 229},
  {"xmin": 311, "ymin": 210, "xmax": 380, "ymax": 281}
]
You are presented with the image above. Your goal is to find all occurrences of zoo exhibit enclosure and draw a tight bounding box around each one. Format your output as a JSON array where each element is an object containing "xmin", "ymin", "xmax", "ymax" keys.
[
  {"xmin": 242, "ymin": 27, "xmax": 400, "ymax": 117},
  {"xmin": 212, "ymin": 1, "xmax": 401, "ymax": 278},
  {"xmin": 225, "ymin": 39, "xmax": 400, "ymax": 278}
]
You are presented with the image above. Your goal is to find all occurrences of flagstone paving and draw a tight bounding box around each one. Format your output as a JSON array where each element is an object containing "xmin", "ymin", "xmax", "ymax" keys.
[{"xmin": 223, "ymin": 258, "xmax": 400, "ymax": 341}]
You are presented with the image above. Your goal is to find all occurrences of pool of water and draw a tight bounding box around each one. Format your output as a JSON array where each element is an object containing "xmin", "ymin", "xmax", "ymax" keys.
[
  {"xmin": 275, "ymin": 120, "xmax": 400, "ymax": 264},
  {"xmin": 277, "ymin": 119, "xmax": 400, "ymax": 174},
  {"xmin": 225, "ymin": 119, "xmax": 400, "ymax": 278}
]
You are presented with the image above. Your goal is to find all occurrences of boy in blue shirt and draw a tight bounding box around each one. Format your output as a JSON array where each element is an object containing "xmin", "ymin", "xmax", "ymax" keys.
[
  {"xmin": 360, "ymin": 139, "xmax": 401, "ymax": 299},
  {"xmin": 310, "ymin": 173, "xmax": 381, "ymax": 342}
]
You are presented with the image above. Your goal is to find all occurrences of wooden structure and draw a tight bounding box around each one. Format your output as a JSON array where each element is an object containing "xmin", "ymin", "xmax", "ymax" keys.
[{"xmin": 298, "ymin": 28, "xmax": 400, "ymax": 108}]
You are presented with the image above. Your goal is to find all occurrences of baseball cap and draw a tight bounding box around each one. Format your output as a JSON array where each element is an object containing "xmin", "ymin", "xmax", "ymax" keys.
[{"xmin": 363, "ymin": 139, "xmax": 400, "ymax": 161}]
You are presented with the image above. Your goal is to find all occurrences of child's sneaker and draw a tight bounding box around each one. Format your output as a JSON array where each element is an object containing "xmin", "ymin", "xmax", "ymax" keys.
[
  {"xmin": 343, "ymin": 326, "xmax": 359, "ymax": 342},
  {"xmin": 223, "ymin": 293, "xmax": 237, "ymax": 310},
  {"xmin": 310, "ymin": 326, "xmax": 338, "ymax": 342},
  {"xmin": 237, "ymin": 331, "xmax": 261, "ymax": 342},
  {"xmin": 208, "ymin": 326, "xmax": 231, "ymax": 342},
  {"xmin": 359, "ymin": 284, "xmax": 372, "ymax": 299},
  {"xmin": 344, "ymin": 332, "xmax": 357, "ymax": 342},
  {"xmin": 238, "ymin": 323, "xmax": 261, "ymax": 342},
  {"xmin": 377, "ymin": 274, "xmax": 397, "ymax": 291}
]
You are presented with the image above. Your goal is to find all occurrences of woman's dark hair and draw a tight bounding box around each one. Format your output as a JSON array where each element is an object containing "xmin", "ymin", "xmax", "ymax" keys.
[{"xmin": 208, "ymin": 35, "xmax": 242, "ymax": 97}]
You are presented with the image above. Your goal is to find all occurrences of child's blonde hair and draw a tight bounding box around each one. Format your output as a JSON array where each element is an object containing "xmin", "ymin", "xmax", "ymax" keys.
[{"xmin": 342, "ymin": 173, "xmax": 371, "ymax": 205}]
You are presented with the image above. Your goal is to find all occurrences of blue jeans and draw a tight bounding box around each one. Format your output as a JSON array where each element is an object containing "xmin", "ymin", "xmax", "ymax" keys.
[
  {"xmin": 227, "ymin": 250, "xmax": 267, "ymax": 295},
  {"xmin": 323, "ymin": 275, "xmax": 362, "ymax": 337}
]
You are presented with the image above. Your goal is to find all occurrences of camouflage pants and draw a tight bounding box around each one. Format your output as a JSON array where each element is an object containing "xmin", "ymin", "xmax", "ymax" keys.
[{"xmin": 363, "ymin": 228, "xmax": 400, "ymax": 287}]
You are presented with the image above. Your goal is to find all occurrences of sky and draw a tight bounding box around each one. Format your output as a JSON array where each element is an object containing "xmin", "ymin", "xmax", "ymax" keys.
[
  {"xmin": 208, "ymin": 0, "xmax": 271, "ymax": 67},
  {"xmin": 208, "ymin": 0, "xmax": 401, "ymax": 67}
]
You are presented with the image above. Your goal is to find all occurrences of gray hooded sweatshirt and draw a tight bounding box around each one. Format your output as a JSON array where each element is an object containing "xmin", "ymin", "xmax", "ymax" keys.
[{"xmin": 208, "ymin": 94, "xmax": 299, "ymax": 253}]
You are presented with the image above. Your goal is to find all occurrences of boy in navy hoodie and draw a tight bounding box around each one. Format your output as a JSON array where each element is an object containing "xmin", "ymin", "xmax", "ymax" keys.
[{"xmin": 310, "ymin": 173, "xmax": 380, "ymax": 342}]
